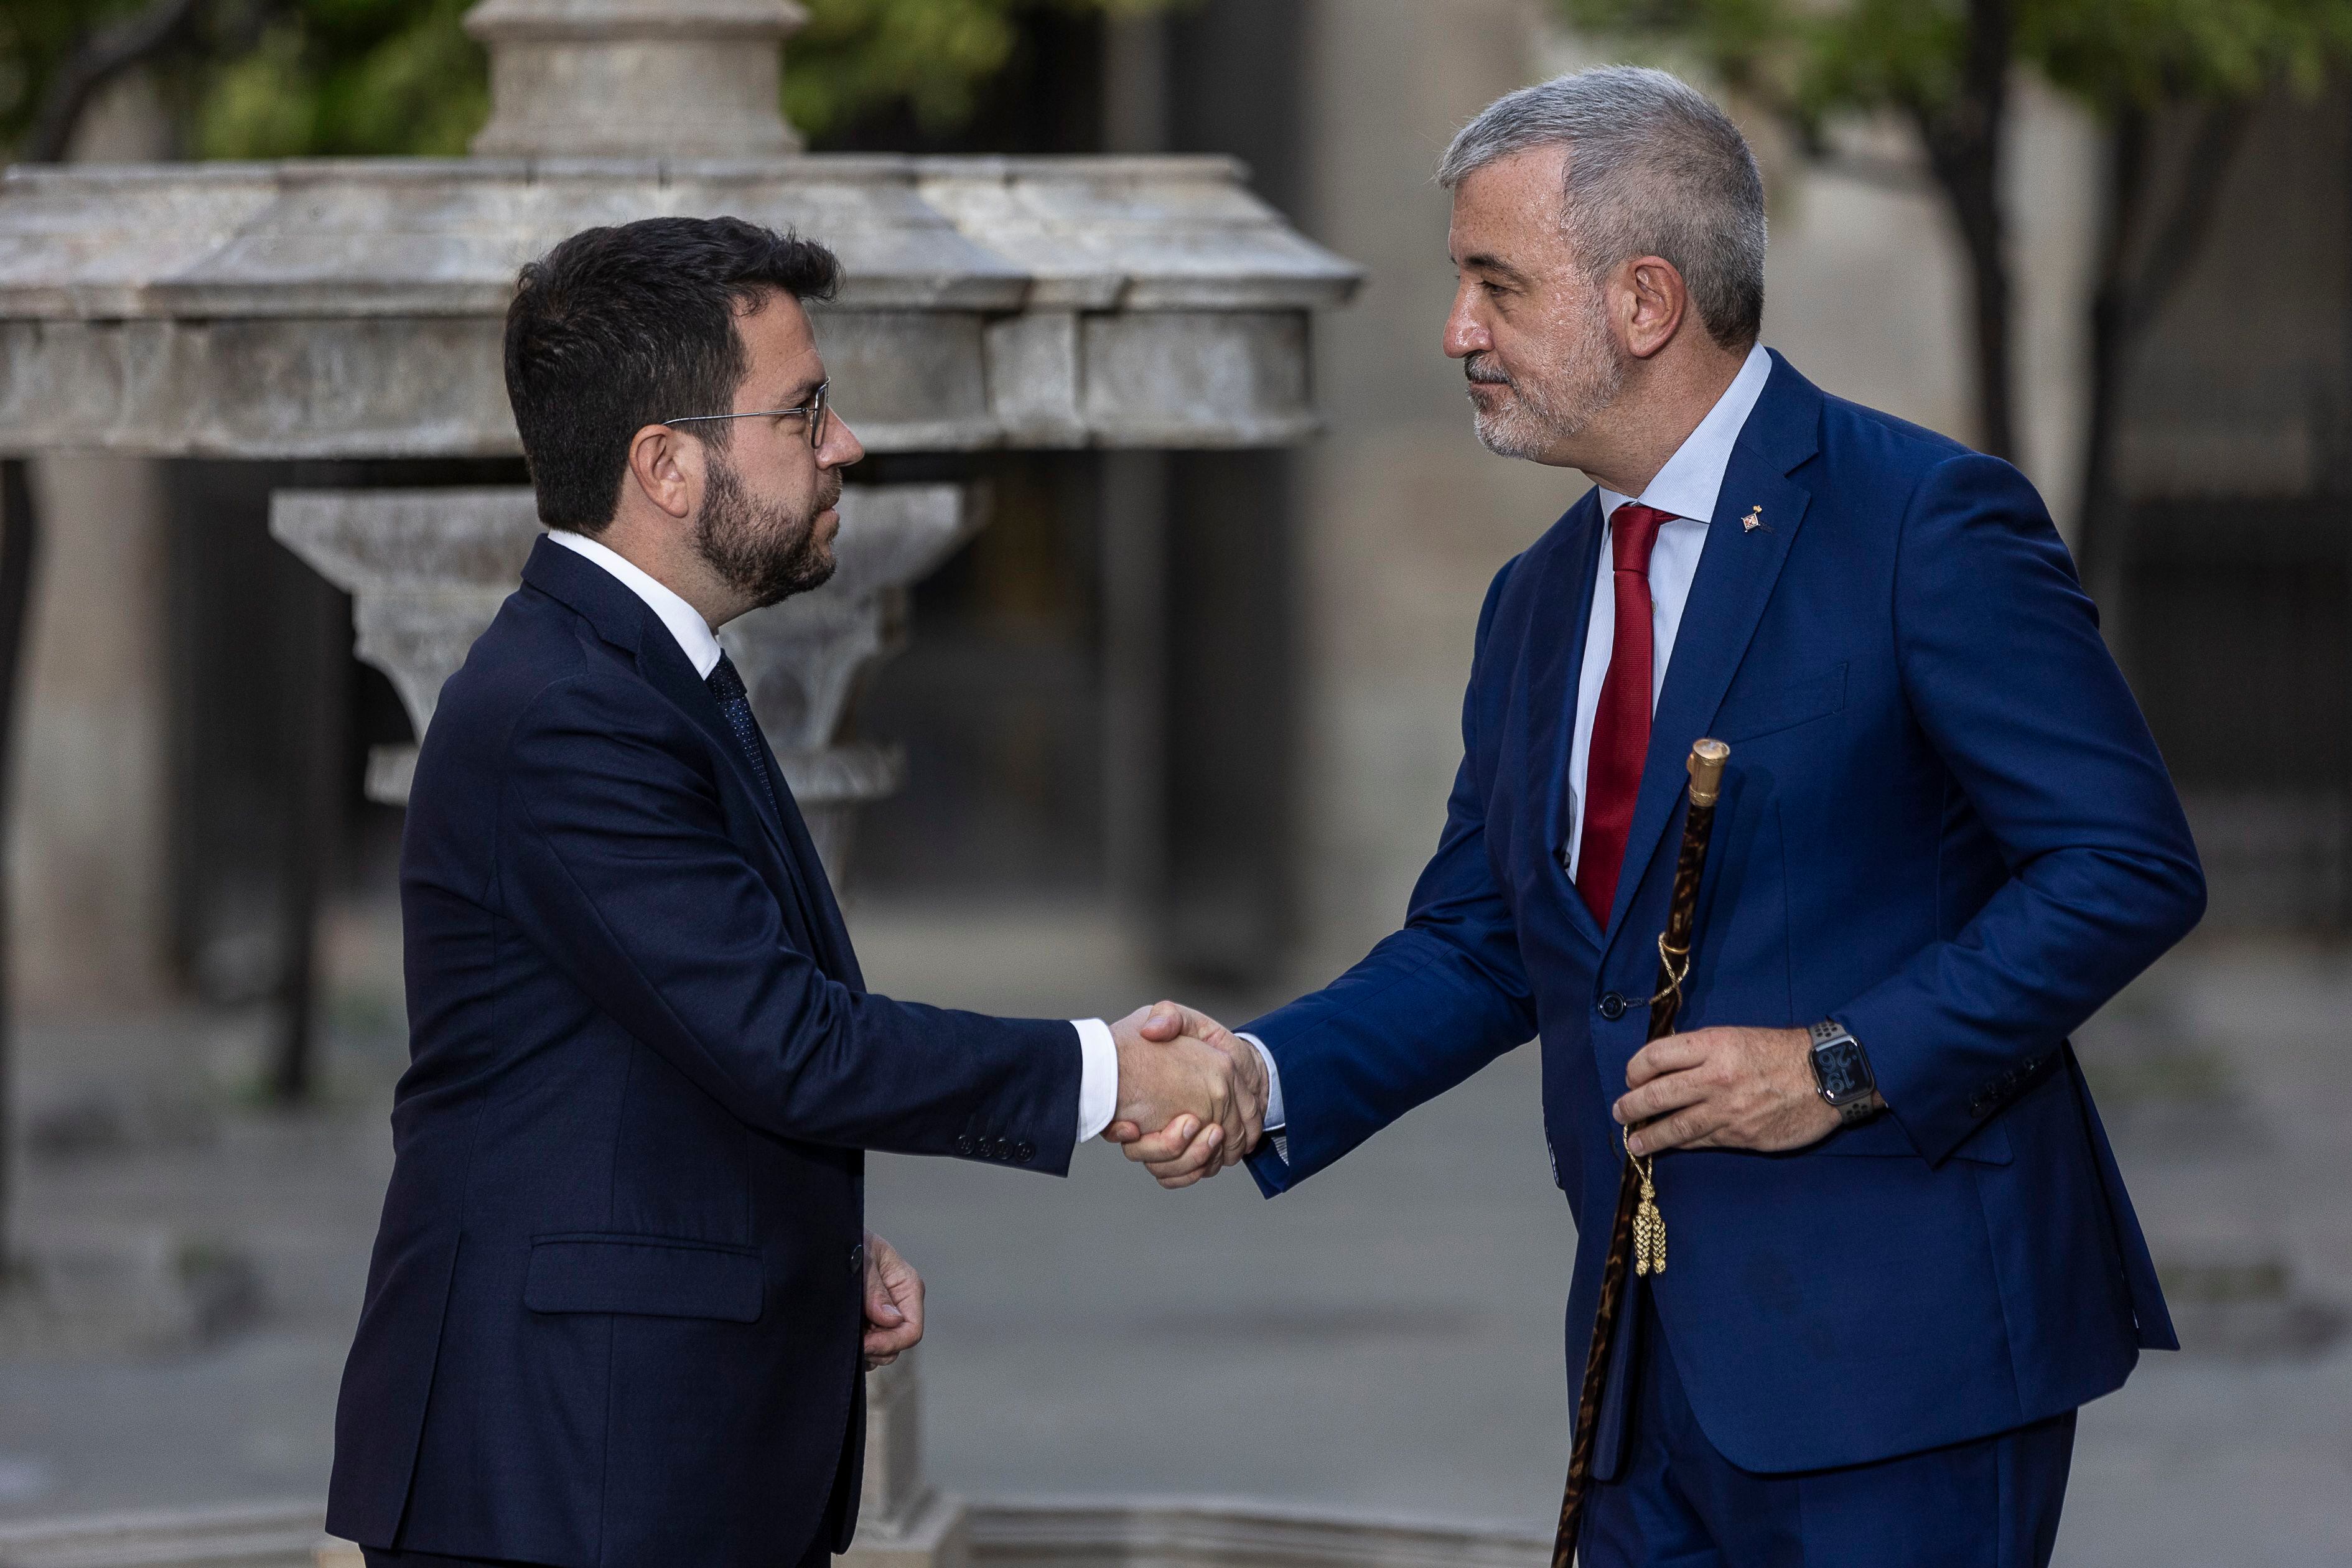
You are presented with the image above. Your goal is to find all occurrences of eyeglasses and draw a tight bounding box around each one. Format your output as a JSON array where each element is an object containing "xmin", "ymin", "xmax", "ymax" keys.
[{"xmin": 664, "ymin": 380, "xmax": 830, "ymax": 449}]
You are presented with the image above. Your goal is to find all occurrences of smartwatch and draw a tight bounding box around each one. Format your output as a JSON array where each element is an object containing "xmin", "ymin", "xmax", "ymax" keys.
[{"xmin": 1808, "ymin": 1020, "xmax": 1880, "ymax": 1126}]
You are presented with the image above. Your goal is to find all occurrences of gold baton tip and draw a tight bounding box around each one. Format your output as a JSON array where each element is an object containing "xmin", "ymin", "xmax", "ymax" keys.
[{"xmin": 1686, "ymin": 738, "xmax": 1730, "ymax": 806}]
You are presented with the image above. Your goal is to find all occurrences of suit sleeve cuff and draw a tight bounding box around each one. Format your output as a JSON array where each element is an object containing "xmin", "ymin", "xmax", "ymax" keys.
[
  {"xmin": 1237, "ymin": 1032, "xmax": 1286, "ymax": 1130},
  {"xmin": 1071, "ymin": 1017, "xmax": 1118, "ymax": 1142},
  {"xmin": 1238, "ymin": 1031, "xmax": 1288, "ymax": 1167}
]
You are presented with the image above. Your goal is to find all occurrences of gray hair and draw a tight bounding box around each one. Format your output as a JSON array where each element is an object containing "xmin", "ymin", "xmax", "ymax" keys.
[{"xmin": 1439, "ymin": 66, "xmax": 1766, "ymax": 350}]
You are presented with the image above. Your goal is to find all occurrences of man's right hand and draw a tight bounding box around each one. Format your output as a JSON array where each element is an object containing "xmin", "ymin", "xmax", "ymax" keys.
[
  {"xmin": 1106, "ymin": 1001, "xmax": 1265, "ymax": 1185},
  {"xmin": 1103, "ymin": 1001, "xmax": 1264, "ymax": 1188}
]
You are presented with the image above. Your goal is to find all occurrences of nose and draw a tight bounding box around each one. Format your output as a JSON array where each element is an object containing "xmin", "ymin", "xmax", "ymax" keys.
[
  {"xmin": 1443, "ymin": 280, "xmax": 1490, "ymax": 362},
  {"xmin": 819, "ymin": 413, "xmax": 864, "ymax": 470}
]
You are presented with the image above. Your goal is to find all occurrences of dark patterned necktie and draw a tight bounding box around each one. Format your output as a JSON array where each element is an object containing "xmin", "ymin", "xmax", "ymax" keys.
[{"xmin": 706, "ymin": 652, "xmax": 781, "ymax": 820}]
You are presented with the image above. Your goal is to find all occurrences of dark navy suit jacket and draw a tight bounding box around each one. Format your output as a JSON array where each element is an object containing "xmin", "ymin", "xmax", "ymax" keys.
[
  {"xmin": 327, "ymin": 538, "xmax": 1081, "ymax": 1567},
  {"xmin": 1245, "ymin": 353, "xmax": 2203, "ymax": 1474}
]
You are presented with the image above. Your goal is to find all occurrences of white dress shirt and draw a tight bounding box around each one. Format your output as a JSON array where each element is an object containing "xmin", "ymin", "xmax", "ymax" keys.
[
  {"xmin": 1566, "ymin": 340, "xmax": 1773, "ymax": 875},
  {"xmin": 1249, "ymin": 341, "xmax": 1775, "ymax": 1139},
  {"xmin": 544, "ymin": 529, "xmax": 1120, "ymax": 1142}
]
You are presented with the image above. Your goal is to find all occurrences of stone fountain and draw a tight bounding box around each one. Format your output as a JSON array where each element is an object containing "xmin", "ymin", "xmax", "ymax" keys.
[{"xmin": 0, "ymin": 2, "xmax": 1378, "ymax": 1564}]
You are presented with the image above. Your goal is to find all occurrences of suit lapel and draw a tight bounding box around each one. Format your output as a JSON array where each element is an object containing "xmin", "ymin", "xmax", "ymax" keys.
[
  {"xmin": 746, "ymin": 729, "xmax": 863, "ymax": 989},
  {"xmin": 632, "ymin": 625, "xmax": 801, "ymax": 866},
  {"xmin": 520, "ymin": 538, "xmax": 856, "ymax": 984},
  {"xmin": 1528, "ymin": 492, "xmax": 1609, "ymax": 953},
  {"xmin": 642, "ymin": 637, "xmax": 862, "ymax": 982},
  {"xmin": 1602, "ymin": 357, "xmax": 1822, "ymax": 948}
]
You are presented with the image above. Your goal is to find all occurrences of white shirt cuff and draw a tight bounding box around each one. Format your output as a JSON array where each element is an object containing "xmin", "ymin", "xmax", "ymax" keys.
[
  {"xmin": 1072, "ymin": 1018, "xmax": 1118, "ymax": 1142},
  {"xmin": 1238, "ymin": 1032, "xmax": 1285, "ymax": 1131}
]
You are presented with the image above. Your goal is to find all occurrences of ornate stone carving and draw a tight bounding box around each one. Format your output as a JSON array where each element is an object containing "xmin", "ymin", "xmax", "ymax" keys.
[{"xmin": 0, "ymin": 156, "xmax": 1356, "ymax": 458}]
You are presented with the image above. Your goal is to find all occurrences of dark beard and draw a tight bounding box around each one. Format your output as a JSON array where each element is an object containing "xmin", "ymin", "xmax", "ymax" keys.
[{"xmin": 694, "ymin": 454, "xmax": 839, "ymax": 608}]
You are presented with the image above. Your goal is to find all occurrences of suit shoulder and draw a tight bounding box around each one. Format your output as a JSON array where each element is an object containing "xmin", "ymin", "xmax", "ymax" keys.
[
  {"xmin": 1815, "ymin": 391, "xmax": 1976, "ymax": 476},
  {"xmin": 1808, "ymin": 393, "xmax": 2058, "ymax": 535},
  {"xmin": 420, "ymin": 589, "xmax": 672, "ymax": 774}
]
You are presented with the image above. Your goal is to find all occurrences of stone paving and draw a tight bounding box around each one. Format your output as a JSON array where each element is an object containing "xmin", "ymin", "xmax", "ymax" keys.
[{"xmin": 0, "ymin": 900, "xmax": 2346, "ymax": 1565}]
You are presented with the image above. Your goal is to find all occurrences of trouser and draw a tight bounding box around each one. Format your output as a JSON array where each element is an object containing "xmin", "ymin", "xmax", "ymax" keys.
[{"xmin": 1580, "ymin": 1297, "xmax": 2077, "ymax": 1567}]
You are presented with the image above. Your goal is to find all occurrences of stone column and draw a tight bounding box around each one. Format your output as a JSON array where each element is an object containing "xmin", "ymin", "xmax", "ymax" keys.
[
  {"xmin": 841, "ymin": 1350, "xmax": 969, "ymax": 1568},
  {"xmin": 10, "ymin": 73, "xmax": 178, "ymax": 1013},
  {"xmin": 467, "ymin": 0, "xmax": 809, "ymax": 158}
]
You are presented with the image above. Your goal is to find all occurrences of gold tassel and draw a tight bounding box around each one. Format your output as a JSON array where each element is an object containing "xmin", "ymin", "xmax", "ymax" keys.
[{"xmin": 1631, "ymin": 1154, "xmax": 1666, "ymax": 1276}]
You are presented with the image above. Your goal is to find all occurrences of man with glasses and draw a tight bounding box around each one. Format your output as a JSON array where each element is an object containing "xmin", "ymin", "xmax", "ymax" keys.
[{"xmin": 325, "ymin": 217, "xmax": 1267, "ymax": 1568}]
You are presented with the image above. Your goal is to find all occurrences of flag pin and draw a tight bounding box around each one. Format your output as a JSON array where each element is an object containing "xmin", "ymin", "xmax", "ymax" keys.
[{"xmin": 1741, "ymin": 505, "xmax": 1768, "ymax": 533}]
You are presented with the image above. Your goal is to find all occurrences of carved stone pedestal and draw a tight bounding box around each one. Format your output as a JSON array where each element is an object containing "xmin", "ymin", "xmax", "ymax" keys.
[
  {"xmin": 841, "ymin": 1351, "xmax": 970, "ymax": 1568},
  {"xmin": 270, "ymin": 483, "xmax": 980, "ymax": 881}
]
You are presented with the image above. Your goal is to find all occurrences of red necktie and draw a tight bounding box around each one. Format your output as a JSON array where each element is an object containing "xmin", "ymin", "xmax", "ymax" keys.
[{"xmin": 1575, "ymin": 503, "xmax": 1671, "ymax": 925}]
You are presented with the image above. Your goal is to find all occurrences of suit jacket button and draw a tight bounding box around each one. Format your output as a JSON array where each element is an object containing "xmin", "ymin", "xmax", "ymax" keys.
[
  {"xmin": 1015, "ymin": 1140, "xmax": 1035, "ymax": 1164},
  {"xmin": 850, "ymin": 1243, "xmax": 866, "ymax": 1277},
  {"xmin": 1598, "ymin": 992, "xmax": 1628, "ymax": 1022},
  {"xmin": 956, "ymin": 1135, "xmax": 974, "ymax": 1155}
]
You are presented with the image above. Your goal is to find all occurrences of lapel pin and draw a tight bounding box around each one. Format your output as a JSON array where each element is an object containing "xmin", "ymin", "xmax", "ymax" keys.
[{"xmin": 1741, "ymin": 505, "xmax": 1770, "ymax": 533}]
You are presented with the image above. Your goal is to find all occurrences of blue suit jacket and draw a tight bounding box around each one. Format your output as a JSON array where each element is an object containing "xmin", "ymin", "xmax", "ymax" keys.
[
  {"xmin": 1244, "ymin": 353, "xmax": 2201, "ymax": 1474},
  {"xmin": 327, "ymin": 538, "xmax": 1081, "ymax": 1567}
]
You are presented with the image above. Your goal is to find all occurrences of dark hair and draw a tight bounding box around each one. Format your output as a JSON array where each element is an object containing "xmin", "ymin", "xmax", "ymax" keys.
[{"xmin": 503, "ymin": 216, "xmax": 841, "ymax": 531}]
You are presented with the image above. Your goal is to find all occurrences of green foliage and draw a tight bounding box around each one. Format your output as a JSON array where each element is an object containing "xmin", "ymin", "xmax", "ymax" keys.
[
  {"xmin": 1561, "ymin": 0, "xmax": 2352, "ymax": 129},
  {"xmin": 786, "ymin": 0, "xmax": 1180, "ymax": 141},
  {"xmin": 0, "ymin": 0, "xmax": 157, "ymax": 152},
  {"xmin": 0, "ymin": 0, "xmax": 1180, "ymax": 161},
  {"xmin": 195, "ymin": 0, "xmax": 487, "ymax": 158},
  {"xmin": 2022, "ymin": 0, "xmax": 2352, "ymax": 108}
]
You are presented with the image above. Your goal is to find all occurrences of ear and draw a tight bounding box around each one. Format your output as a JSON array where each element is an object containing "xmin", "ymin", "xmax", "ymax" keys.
[
  {"xmin": 624, "ymin": 422, "xmax": 700, "ymax": 522},
  {"xmin": 1617, "ymin": 254, "xmax": 1689, "ymax": 362}
]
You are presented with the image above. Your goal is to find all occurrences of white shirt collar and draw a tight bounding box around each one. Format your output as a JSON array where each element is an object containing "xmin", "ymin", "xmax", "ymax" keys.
[
  {"xmin": 1597, "ymin": 340, "xmax": 1775, "ymax": 525},
  {"xmin": 545, "ymin": 529, "xmax": 724, "ymax": 679}
]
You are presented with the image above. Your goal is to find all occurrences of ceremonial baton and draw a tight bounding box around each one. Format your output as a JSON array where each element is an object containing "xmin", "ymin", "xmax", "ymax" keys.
[{"xmin": 1551, "ymin": 737, "xmax": 1730, "ymax": 1567}]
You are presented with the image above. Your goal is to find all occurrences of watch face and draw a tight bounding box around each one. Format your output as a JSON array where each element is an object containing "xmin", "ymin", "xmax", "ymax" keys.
[{"xmin": 1814, "ymin": 1038, "xmax": 1872, "ymax": 1104}]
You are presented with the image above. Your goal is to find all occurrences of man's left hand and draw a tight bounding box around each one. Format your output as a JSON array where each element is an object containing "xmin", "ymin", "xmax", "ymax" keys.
[
  {"xmin": 1613, "ymin": 1025, "xmax": 1840, "ymax": 1155},
  {"xmin": 861, "ymin": 1231, "xmax": 925, "ymax": 1370}
]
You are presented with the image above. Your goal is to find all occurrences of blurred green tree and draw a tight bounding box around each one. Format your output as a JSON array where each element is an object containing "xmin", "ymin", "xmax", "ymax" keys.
[
  {"xmin": 1560, "ymin": 0, "xmax": 2352, "ymax": 575},
  {"xmin": 0, "ymin": 0, "xmax": 1174, "ymax": 164}
]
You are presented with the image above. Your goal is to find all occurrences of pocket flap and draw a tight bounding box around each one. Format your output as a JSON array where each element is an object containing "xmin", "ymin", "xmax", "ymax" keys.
[
  {"xmin": 1804, "ymin": 1108, "xmax": 2012, "ymax": 1165},
  {"xmin": 1718, "ymin": 663, "xmax": 1847, "ymax": 744},
  {"xmin": 525, "ymin": 1235, "xmax": 763, "ymax": 1322}
]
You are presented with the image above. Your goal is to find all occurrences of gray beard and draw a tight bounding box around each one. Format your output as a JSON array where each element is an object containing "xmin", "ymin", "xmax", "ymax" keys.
[{"xmin": 1465, "ymin": 315, "xmax": 1628, "ymax": 460}]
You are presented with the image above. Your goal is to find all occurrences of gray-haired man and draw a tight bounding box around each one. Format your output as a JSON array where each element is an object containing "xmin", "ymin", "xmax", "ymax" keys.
[{"xmin": 1116, "ymin": 65, "xmax": 2198, "ymax": 1568}]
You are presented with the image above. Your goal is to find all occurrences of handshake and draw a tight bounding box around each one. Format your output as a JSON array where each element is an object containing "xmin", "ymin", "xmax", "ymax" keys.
[{"xmin": 1104, "ymin": 1001, "xmax": 1267, "ymax": 1188}]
